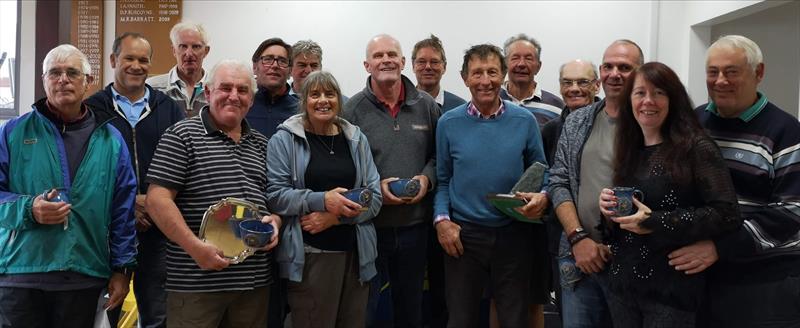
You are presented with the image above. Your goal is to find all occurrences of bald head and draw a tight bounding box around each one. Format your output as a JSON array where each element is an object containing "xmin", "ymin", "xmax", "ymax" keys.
[
  {"xmin": 365, "ymin": 34, "xmax": 402, "ymax": 59},
  {"xmin": 559, "ymin": 59, "xmax": 600, "ymax": 110},
  {"xmin": 364, "ymin": 34, "xmax": 405, "ymax": 87}
]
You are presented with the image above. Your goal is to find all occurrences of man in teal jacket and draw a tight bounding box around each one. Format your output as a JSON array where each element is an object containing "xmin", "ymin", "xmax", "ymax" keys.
[{"xmin": 0, "ymin": 44, "xmax": 137, "ymax": 328}]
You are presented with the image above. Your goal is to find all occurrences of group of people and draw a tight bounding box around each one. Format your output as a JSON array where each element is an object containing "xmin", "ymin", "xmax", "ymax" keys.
[{"xmin": 0, "ymin": 19, "xmax": 797, "ymax": 328}]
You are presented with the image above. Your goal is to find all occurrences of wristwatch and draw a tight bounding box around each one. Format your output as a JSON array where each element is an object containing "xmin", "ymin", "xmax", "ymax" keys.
[{"xmin": 567, "ymin": 227, "xmax": 590, "ymax": 246}]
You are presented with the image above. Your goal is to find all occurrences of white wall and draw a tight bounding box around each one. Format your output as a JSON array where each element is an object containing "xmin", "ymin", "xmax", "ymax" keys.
[
  {"xmin": 18, "ymin": 0, "xmax": 785, "ymax": 114},
  {"xmin": 161, "ymin": 1, "xmax": 655, "ymax": 99},
  {"xmin": 654, "ymin": 0, "xmax": 787, "ymax": 105}
]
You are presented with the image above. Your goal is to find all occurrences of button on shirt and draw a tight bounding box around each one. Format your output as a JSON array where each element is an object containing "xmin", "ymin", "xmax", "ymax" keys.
[{"xmin": 111, "ymin": 87, "xmax": 150, "ymax": 127}]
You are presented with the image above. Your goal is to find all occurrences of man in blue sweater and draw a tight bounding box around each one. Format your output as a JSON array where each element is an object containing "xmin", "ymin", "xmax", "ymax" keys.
[
  {"xmin": 434, "ymin": 44, "xmax": 548, "ymax": 328},
  {"xmin": 685, "ymin": 35, "xmax": 800, "ymax": 328}
]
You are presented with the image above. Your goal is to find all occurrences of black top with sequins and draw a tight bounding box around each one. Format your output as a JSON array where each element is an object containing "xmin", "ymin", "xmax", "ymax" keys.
[{"xmin": 604, "ymin": 136, "xmax": 741, "ymax": 310}]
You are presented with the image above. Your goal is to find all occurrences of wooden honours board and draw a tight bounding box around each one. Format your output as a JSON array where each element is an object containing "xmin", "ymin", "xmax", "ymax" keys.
[
  {"xmin": 70, "ymin": 0, "xmax": 104, "ymax": 97},
  {"xmin": 116, "ymin": 0, "xmax": 183, "ymax": 75}
]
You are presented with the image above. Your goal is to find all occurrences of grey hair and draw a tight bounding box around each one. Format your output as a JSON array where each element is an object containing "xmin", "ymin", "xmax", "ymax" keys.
[
  {"xmin": 42, "ymin": 44, "xmax": 91, "ymax": 76},
  {"xmin": 169, "ymin": 21, "xmax": 209, "ymax": 47},
  {"xmin": 708, "ymin": 35, "xmax": 763, "ymax": 73},
  {"xmin": 299, "ymin": 71, "xmax": 344, "ymax": 120},
  {"xmin": 365, "ymin": 34, "xmax": 403, "ymax": 59},
  {"xmin": 292, "ymin": 40, "xmax": 323, "ymax": 63},
  {"xmin": 206, "ymin": 59, "xmax": 256, "ymax": 95},
  {"xmin": 503, "ymin": 33, "xmax": 541, "ymax": 60},
  {"xmin": 559, "ymin": 59, "xmax": 598, "ymax": 80}
]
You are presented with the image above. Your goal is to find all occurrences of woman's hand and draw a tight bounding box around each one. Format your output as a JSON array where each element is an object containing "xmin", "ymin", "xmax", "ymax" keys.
[
  {"xmin": 324, "ymin": 187, "xmax": 361, "ymax": 218},
  {"xmin": 598, "ymin": 188, "xmax": 617, "ymax": 219},
  {"xmin": 610, "ymin": 198, "xmax": 653, "ymax": 235},
  {"xmin": 300, "ymin": 212, "xmax": 340, "ymax": 234}
]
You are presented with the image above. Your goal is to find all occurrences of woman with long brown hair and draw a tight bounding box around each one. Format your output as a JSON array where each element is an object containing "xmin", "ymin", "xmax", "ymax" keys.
[{"xmin": 597, "ymin": 62, "xmax": 741, "ymax": 327}]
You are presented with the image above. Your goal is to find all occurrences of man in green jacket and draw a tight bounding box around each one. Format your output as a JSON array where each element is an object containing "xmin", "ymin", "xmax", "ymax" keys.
[{"xmin": 0, "ymin": 44, "xmax": 138, "ymax": 328}]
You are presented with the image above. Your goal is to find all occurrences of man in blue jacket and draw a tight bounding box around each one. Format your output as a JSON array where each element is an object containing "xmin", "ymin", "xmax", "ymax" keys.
[
  {"xmin": 0, "ymin": 44, "xmax": 138, "ymax": 328},
  {"xmin": 86, "ymin": 32, "xmax": 184, "ymax": 328}
]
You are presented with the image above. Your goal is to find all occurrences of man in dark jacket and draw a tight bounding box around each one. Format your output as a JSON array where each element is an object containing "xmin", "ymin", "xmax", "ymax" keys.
[
  {"xmin": 344, "ymin": 34, "xmax": 440, "ymax": 328},
  {"xmin": 86, "ymin": 32, "xmax": 184, "ymax": 328}
]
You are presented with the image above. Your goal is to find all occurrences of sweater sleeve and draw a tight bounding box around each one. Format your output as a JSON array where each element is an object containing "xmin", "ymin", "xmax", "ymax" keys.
[
  {"xmin": 547, "ymin": 118, "xmax": 575, "ymax": 208},
  {"xmin": 641, "ymin": 137, "xmax": 742, "ymax": 245},
  {"xmin": 421, "ymin": 103, "xmax": 441, "ymax": 188},
  {"xmin": 715, "ymin": 125, "xmax": 800, "ymax": 260},
  {"xmin": 433, "ymin": 117, "xmax": 453, "ymax": 218}
]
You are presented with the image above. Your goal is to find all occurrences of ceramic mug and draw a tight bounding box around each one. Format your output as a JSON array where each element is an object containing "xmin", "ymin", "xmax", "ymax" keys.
[{"xmin": 611, "ymin": 187, "xmax": 644, "ymax": 216}]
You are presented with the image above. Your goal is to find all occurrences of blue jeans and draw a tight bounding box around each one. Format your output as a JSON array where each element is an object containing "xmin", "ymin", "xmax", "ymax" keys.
[
  {"xmin": 133, "ymin": 230, "xmax": 168, "ymax": 328},
  {"xmin": 367, "ymin": 223, "xmax": 429, "ymax": 328},
  {"xmin": 557, "ymin": 233, "xmax": 612, "ymax": 328}
]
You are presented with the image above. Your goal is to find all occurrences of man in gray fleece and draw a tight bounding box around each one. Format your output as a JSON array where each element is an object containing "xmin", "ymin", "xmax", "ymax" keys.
[{"xmin": 343, "ymin": 34, "xmax": 440, "ymax": 328}]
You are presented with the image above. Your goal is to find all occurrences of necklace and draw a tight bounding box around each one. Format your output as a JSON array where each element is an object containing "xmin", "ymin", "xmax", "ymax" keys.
[{"xmin": 314, "ymin": 132, "xmax": 335, "ymax": 155}]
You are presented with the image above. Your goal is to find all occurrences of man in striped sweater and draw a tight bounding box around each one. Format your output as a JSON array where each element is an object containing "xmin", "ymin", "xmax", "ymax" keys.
[{"xmin": 687, "ymin": 35, "xmax": 800, "ymax": 327}]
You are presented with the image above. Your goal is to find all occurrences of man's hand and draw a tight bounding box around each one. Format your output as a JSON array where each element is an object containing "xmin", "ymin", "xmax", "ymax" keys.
[
  {"xmin": 610, "ymin": 198, "xmax": 653, "ymax": 235},
  {"xmin": 104, "ymin": 272, "xmax": 130, "ymax": 310},
  {"xmin": 407, "ymin": 175, "xmax": 430, "ymax": 204},
  {"xmin": 187, "ymin": 241, "xmax": 230, "ymax": 271},
  {"xmin": 516, "ymin": 192, "xmax": 548, "ymax": 219},
  {"xmin": 572, "ymin": 238, "xmax": 611, "ymax": 274},
  {"xmin": 260, "ymin": 214, "xmax": 281, "ymax": 251},
  {"xmin": 31, "ymin": 192, "xmax": 71, "ymax": 225},
  {"xmin": 325, "ymin": 188, "xmax": 362, "ymax": 217},
  {"xmin": 380, "ymin": 177, "xmax": 405, "ymax": 205},
  {"xmin": 300, "ymin": 212, "xmax": 339, "ymax": 234},
  {"xmin": 134, "ymin": 194, "xmax": 152, "ymax": 232},
  {"xmin": 668, "ymin": 239, "xmax": 718, "ymax": 274},
  {"xmin": 436, "ymin": 220, "xmax": 463, "ymax": 258}
]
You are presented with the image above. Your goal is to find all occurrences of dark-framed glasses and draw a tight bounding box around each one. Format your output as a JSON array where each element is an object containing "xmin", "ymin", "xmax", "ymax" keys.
[
  {"xmin": 259, "ymin": 56, "xmax": 290, "ymax": 68},
  {"xmin": 45, "ymin": 68, "xmax": 85, "ymax": 81},
  {"xmin": 560, "ymin": 79, "xmax": 595, "ymax": 88}
]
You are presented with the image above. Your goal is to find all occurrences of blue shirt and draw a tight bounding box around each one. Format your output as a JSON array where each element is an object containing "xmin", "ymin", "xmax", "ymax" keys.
[{"xmin": 111, "ymin": 86, "xmax": 150, "ymax": 127}]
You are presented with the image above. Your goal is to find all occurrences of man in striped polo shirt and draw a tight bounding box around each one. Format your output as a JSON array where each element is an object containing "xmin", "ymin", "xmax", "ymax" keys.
[
  {"xmin": 683, "ymin": 35, "xmax": 800, "ymax": 327},
  {"xmin": 145, "ymin": 59, "xmax": 281, "ymax": 328}
]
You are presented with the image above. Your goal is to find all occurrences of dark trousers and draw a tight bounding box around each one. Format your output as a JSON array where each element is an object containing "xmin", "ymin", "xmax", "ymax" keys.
[
  {"xmin": 369, "ymin": 223, "xmax": 429, "ymax": 328},
  {"xmin": 444, "ymin": 220, "xmax": 532, "ymax": 328},
  {"xmin": 605, "ymin": 287, "xmax": 695, "ymax": 328},
  {"xmin": 134, "ymin": 230, "xmax": 168, "ymax": 328},
  {"xmin": 426, "ymin": 221, "xmax": 448, "ymax": 328},
  {"xmin": 702, "ymin": 274, "xmax": 800, "ymax": 328},
  {"xmin": 0, "ymin": 287, "xmax": 103, "ymax": 328}
]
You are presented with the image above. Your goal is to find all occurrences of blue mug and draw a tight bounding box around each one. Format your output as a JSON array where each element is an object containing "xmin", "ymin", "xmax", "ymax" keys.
[
  {"xmin": 42, "ymin": 188, "xmax": 70, "ymax": 203},
  {"xmin": 611, "ymin": 187, "xmax": 644, "ymax": 216},
  {"xmin": 239, "ymin": 219, "xmax": 274, "ymax": 248},
  {"xmin": 341, "ymin": 188, "xmax": 372, "ymax": 211},
  {"xmin": 388, "ymin": 179, "xmax": 421, "ymax": 200},
  {"xmin": 43, "ymin": 188, "xmax": 70, "ymax": 230}
]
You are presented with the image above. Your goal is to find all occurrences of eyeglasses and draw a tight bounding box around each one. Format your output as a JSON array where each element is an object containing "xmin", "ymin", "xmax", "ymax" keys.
[
  {"xmin": 259, "ymin": 56, "xmax": 290, "ymax": 68},
  {"xmin": 44, "ymin": 68, "xmax": 86, "ymax": 81},
  {"xmin": 560, "ymin": 79, "xmax": 595, "ymax": 88},
  {"xmin": 413, "ymin": 60, "xmax": 443, "ymax": 68}
]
